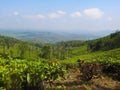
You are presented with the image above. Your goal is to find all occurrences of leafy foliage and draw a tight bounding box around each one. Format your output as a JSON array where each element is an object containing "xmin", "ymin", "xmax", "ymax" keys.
[
  {"xmin": 1, "ymin": 30, "xmax": 120, "ymax": 90},
  {"xmin": 0, "ymin": 58, "xmax": 66, "ymax": 90}
]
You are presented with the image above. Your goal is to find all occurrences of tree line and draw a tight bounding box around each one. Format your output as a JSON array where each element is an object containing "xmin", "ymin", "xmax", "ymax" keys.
[
  {"xmin": 1, "ymin": 31, "xmax": 120, "ymax": 60},
  {"xmin": 87, "ymin": 31, "xmax": 120, "ymax": 52}
]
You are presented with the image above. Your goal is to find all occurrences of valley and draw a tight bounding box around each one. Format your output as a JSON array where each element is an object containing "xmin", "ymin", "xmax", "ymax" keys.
[{"xmin": 0, "ymin": 31, "xmax": 120, "ymax": 90}]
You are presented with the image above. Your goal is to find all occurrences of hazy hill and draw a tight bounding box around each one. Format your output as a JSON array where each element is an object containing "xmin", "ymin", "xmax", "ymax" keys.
[{"xmin": 0, "ymin": 30, "xmax": 100, "ymax": 44}]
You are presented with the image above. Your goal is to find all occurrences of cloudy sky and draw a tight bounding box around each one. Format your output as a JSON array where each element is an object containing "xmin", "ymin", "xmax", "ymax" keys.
[{"xmin": 0, "ymin": 0, "xmax": 120, "ymax": 33}]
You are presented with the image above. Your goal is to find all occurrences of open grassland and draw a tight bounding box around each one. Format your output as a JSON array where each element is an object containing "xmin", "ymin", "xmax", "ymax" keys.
[{"xmin": 60, "ymin": 47, "xmax": 120, "ymax": 64}]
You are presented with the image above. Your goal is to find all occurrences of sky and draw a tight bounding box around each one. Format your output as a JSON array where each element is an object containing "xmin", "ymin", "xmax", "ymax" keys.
[{"xmin": 0, "ymin": 0, "xmax": 120, "ymax": 33}]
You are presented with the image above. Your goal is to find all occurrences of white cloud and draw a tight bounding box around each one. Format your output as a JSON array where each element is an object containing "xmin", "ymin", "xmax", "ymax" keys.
[
  {"xmin": 48, "ymin": 10, "xmax": 66, "ymax": 19},
  {"xmin": 70, "ymin": 11, "xmax": 82, "ymax": 17},
  {"xmin": 48, "ymin": 13, "xmax": 59, "ymax": 19},
  {"xmin": 83, "ymin": 8, "xmax": 104, "ymax": 19},
  {"xmin": 24, "ymin": 14, "xmax": 45, "ymax": 19},
  {"xmin": 13, "ymin": 12, "xmax": 19, "ymax": 16},
  {"xmin": 107, "ymin": 16, "xmax": 112, "ymax": 21},
  {"xmin": 57, "ymin": 10, "xmax": 66, "ymax": 15}
]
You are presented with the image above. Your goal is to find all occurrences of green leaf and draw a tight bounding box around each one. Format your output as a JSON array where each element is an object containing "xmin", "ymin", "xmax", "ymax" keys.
[{"xmin": 27, "ymin": 73, "xmax": 31, "ymax": 84}]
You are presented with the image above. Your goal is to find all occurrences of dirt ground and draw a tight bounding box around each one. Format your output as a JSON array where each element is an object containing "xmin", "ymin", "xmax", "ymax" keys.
[{"xmin": 45, "ymin": 69, "xmax": 120, "ymax": 90}]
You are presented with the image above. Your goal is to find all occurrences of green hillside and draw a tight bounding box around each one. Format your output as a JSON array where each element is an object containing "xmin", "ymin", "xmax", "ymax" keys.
[
  {"xmin": 87, "ymin": 31, "xmax": 120, "ymax": 51},
  {"xmin": 60, "ymin": 31, "xmax": 120, "ymax": 64},
  {"xmin": 0, "ymin": 31, "xmax": 120, "ymax": 62},
  {"xmin": 0, "ymin": 31, "xmax": 120, "ymax": 89},
  {"xmin": 61, "ymin": 46, "xmax": 120, "ymax": 64},
  {"xmin": 0, "ymin": 35, "xmax": 40, "ymax": 59}
]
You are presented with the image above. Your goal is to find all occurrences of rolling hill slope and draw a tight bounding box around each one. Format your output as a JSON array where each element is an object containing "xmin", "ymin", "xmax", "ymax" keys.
[{"xmin": 0, "ymin": 30, "xmax": 100, "ymax": 44}]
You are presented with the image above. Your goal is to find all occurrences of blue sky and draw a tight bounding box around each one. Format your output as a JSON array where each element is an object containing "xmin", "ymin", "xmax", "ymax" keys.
[{"xmin": 0, "ymin": 0, "xmax": 120, "ymax": 33}]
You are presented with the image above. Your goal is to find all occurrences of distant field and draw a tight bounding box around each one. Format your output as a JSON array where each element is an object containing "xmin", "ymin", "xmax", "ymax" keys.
[{"xmin": 0, "ymin": 30, "xmax": 99, "ymax": 43}]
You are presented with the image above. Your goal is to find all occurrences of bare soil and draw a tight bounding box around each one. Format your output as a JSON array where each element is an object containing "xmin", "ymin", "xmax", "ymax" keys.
[{"xmin": 45, "ymin": 69, "xmax": 120, "ymax": 90}]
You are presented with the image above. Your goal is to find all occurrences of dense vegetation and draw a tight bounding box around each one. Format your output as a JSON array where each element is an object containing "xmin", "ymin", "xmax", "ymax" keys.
[
  {"xmin": 0, "ymin": 31, "xmax": 120, "ymax": 89},
  {"xmin": 0, "ymin": 35, "xmax": 41, "ymax": 59},
  {"xmin": 87, "ymin": 31, "xmax": 120, "ymax": 51},
  {"xmin": 56, "ymin": 40, "xmax": 85, "ymax": 47},
  {"xmin": 0, "ymin": 57, "xmax": 65, "ymax": 90}
]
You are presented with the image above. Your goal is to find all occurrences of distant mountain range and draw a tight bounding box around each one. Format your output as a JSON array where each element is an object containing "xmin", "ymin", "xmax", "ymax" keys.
[{"xmin": 0, "ymin": 30, "xmax": 105, "ymax": 43}]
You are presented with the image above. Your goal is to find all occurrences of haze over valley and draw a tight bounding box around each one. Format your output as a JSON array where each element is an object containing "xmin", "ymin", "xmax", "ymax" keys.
[
  {"xmin": 0, "ymin": 0, "xmax": 120, "ymax": 90},
  {"xmin": 0, "ymin": 29, "xmax": 113, "ymax": 43}
]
